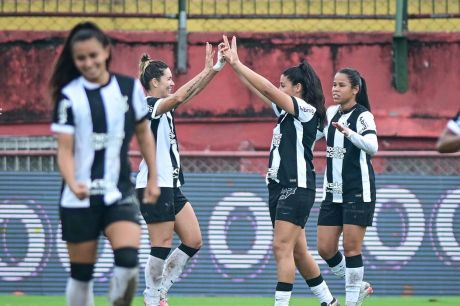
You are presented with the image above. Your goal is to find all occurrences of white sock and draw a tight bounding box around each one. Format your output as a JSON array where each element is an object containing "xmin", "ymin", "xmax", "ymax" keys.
[
  {"xmin": 274, "ymin": 291, "xmax": 291, "ymax": 306},
  {"xmin": 309, "ymin": 280, "xmax": 334, "ymax": 305},
  {"xmin": 144, "ymin": 255, "xmax": 165, "ymax": 305},
  {"xmin": 66, "ymin": 278, "xmax": 94, "ymax": 306},
  {"xmin": 331, "ymin": 256, "xmax": 346, "ymax": 279},
  {"xmin": 160, "ymin": 247, "xmax": 191, "ymax": 295},
  {"xmin": 108, "ymin": 266, "xmax": 138, "ymax": 306},
  {"xmin": 345, "ymin": 266, "xmax": 364, "ymax": 305}
]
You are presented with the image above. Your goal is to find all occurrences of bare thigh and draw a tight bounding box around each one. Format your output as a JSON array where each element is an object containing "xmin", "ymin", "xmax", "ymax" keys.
[
  {"xmin": 174, "ymin": 202, "xmax": 202, "ymax": 249},
  {"xmin": 105, "ymin": 221, "xmax": 141, "ymax": 249},
  {"xmin": 67, "ymin": 240, "xmax": 98, "ymax": 263}
]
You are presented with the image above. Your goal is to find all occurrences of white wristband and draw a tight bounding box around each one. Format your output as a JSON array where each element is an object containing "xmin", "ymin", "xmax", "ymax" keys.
[{"xmin": 212, "ymin": 50, "xmax": 226, "ymax": 72}]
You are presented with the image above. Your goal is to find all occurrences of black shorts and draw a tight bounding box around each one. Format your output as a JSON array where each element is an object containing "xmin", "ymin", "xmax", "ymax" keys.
[
  {"xmin": 317, "ymin": 201, "xmax": 375, "ymax": 227},
  {"xmin": 60, "ymin": 193, "xmax": 141, "ymax": 243},
  {"xmin": 268, "ymin": 183, "xmax": 315, "ymax": 229},
  {"xmin": 137, "ymin": 187, "xmax": 188, "ymax": 223}
]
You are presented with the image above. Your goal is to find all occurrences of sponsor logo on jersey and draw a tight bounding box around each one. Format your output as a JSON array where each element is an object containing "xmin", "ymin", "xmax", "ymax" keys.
[
  {"xmin": 172, "ymin": 167, "xmax": 180, "ymax": 179},
  {"xmin": 326, "ymin": 146, "xmax": 347, "ymax": 159},
  {"xmin": 92, "ymin": 132, "xmax": 124, "ymax": 150},
  {"xmin": 299, "ymin": 105, "xmax": 315, "ymax": 114},
  {"xmin": 267, "ymin": 167, "xmax": 279, "ymax": 180},
  {"xmin": 272, "ymin": 133, "xmax": 282, "ymax": 147},
  {"xmin": 326, "ymin": 182, "xmax": 343, "ymax": 194}
]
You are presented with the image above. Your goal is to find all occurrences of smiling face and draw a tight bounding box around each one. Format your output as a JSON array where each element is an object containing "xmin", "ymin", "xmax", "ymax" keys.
[
  {"xmin": 72, "ymin": 37, "xmax": 110, "ymax": 84},
  {"xmin": 150, "ymin": 67, "xmax": 174, "ymax": 98},
  {"xmin": 332, "ymin": 72, "xmax": 359, "ymax": 106}
]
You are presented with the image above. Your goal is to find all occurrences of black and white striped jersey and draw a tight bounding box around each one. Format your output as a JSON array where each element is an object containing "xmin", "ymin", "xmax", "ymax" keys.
[
  {"xmin": 51, "ymin": 74, "xmax": 149, "ymax": 208},
  {"xmin": 321, "ymin": 104, "xmax": 377, "ymax": 203},
  {"xmin": 447, "ymin": 111, "xmax": 460, "ymax": 136},
  {"xmin": 136, "ymin": 97, "xmax": 184, "ymax": 188},
  {"xmin": 266, "ymin": 96, "xmax": 319, "ymax": 190}
]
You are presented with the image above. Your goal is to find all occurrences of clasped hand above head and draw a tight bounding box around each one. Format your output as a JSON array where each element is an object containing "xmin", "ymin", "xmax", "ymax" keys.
[{"xmin": 220, "ymin": 35, "xmax": 240, "ymax": 66}]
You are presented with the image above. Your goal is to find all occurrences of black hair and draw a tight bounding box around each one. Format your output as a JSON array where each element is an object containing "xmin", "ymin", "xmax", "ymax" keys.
[
  {"xmin": 49, "ymin": 21, "xmax": 111, "ymax": 104},
  {"xmin": 337, "ymin": 67, "xmax": 371, "ymax": 111},
  {"xmin": 139, "ymin": 53, "xmax": 169, "ymax": 91},
  {"xmin": 283, "ymin": 60, "xmax": 326, "ymax": 127}
]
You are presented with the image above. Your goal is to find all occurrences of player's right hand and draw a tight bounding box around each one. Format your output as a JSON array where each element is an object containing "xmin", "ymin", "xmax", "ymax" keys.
[
  {"xmin": 143, "ymin": 182, "xmax": 160, "ymax": 204},
  {"xmin": 70, "ymin": 182, "xmax": 89, "ymax": 200}
]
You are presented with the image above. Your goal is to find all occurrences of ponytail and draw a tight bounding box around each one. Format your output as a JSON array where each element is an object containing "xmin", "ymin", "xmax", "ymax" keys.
[
  {"xmin": 138, "ymin": 53, "xmax": 168, "ymax": 91},
  {"xmin": 338, "ymin": 67, "xmax": 371, "ymax": 111},
  {"xmin": 283, "ymin": 60, "xmax": 326, "ymax": 127}
]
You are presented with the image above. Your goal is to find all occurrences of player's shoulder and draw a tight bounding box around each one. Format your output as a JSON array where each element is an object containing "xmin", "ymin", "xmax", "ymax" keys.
[{"xmin": 326, "ymin": 105, "xmax": 340, "ymax": 117}]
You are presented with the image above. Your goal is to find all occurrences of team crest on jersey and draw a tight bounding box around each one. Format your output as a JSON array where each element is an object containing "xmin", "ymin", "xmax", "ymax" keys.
[
  {"xmin": 57, "ymin": 99, "xmax": 72, "ymax": 124},
  {"xmin": 326, "ymin": 146, "xmax": 346, "ymax": 159},
  {"xmin": 272, "ymin": 133, "xmax": 282, "ymax": 147},
  {"xmin": 280, "ymin": 187, "xmax": 297, "ymax": 200},
  {"xmin": 115, "ymin": 95, "xmax": 129, "ymax": 113}
]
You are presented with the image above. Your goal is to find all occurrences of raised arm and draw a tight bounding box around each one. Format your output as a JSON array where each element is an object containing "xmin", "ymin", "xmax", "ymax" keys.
[
  {"xmin": 221, "ymin": 35, "xmax": 295, "ymax": 115},
  {"xmin": 155, "ymin": 42, "xmax": 221, "ymax": 116}
]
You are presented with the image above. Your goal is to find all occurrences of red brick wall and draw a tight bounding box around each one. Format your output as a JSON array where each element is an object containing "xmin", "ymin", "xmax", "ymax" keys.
[{"xmin": 1, "ymin": 31, "xmax": 459, "ymax": 151}]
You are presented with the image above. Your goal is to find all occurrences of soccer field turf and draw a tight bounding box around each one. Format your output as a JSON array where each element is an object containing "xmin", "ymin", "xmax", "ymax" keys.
[{"xmin": 1, "ymin": 296, "xmax": 460, "ymax": 306}]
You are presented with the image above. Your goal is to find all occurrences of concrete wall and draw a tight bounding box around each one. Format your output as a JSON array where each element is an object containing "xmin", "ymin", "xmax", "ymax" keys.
[{"xmin": 1, "ymin": 31, "xmax": 459, "ymax": 150}]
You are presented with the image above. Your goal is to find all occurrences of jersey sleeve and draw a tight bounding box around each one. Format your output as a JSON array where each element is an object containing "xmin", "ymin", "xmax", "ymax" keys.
[
  {"xmin": 132, "ymin": 80, "xmax": 149, "ymax": 123},
  {"xmin": 272, "ymin": 102, "xmax": 284, "ymax": 117},
  {"xmin": 356, "ymin": 111, "xmax": 377, "ymax": 136},
  {"xmin": 292, "ymin": 96, "xmax": 316, "ymax": 122},
  {"xmin": 50, "ymin": 93, "xmax": 75, "ymax": 134},
  {"xmin": 147, "ymin": 97, "xmax": 165, "ymax": 119},
  {"xmin": 447, "ymin": 111, "xmax": 460, "ymax": 136}
]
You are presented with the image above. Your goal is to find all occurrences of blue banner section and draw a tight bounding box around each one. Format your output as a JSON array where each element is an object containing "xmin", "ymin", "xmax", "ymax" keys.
[{"xmin": 0, "ymin": 172, "xmax": 459, "ymax": 296}]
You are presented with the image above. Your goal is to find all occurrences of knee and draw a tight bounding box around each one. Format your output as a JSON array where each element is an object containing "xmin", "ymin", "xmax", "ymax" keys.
[
  {"xmin": 272, "ymin": 239, "xmax": 290, "ymax": 257},
  {"xmin": 343, "ymin": 241, "xmax": 361, "ymax": 257},
  {"xmin": 190, "ymin": 239, "xmax": 202, "ymax": 250},
  {"xmin": 183, "ymin": 236, "xmax": 202, "ymax": 250},
  {"xmin": 317, "ymin": 243, "xmax": 336, "ymax": 260},
  {"xmin": 114, "ymin": 247, "xmax": 139, "ymax": 268},
  {"xmin": 70, "ymin": 263, "xmax": 95, "ymax": 282}
]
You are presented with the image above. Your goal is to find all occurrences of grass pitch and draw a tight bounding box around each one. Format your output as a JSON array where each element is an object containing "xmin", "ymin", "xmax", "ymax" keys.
[{"xmin": 1, "ymin": 296, "xmax": 460, "ymax": 306}]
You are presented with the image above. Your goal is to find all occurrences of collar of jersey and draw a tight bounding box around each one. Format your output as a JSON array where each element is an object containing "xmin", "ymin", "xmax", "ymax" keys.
[
  {"xmin": 81, "ymin": 74, "xmax": 113, "ymax": 90},
  {"xmin": 339, "ymin": 103, "xmax": 358, "ymax": 115}
]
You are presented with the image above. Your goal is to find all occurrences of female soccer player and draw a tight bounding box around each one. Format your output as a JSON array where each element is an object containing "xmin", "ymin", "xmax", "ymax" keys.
[
  {"xmin": 316, "ymin": 68, "xmax": 377, "ymax": 306},
  {"xmin": 135, "ymin": 43, "xmax": 225, "ymax": 306},
  {"xmin": 436, "ymin": 110, "xmax": 460, "ymax": 153},
  {"xmin": 221, "ymin": 35, "xmax": 338, "ymax": 306},
  {"xmin": 49, "ymin": 22, "xmax": 160, "ymax": 306}
]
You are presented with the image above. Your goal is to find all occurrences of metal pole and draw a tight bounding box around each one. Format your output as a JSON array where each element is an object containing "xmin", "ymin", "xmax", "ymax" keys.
[
  {"xmin": 393, "ymin": 0, "xmax": 408, "ymax": 93},
  {"xmin": 177, "ymin": 0, "xmax": 187, "ymax": 73}
]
